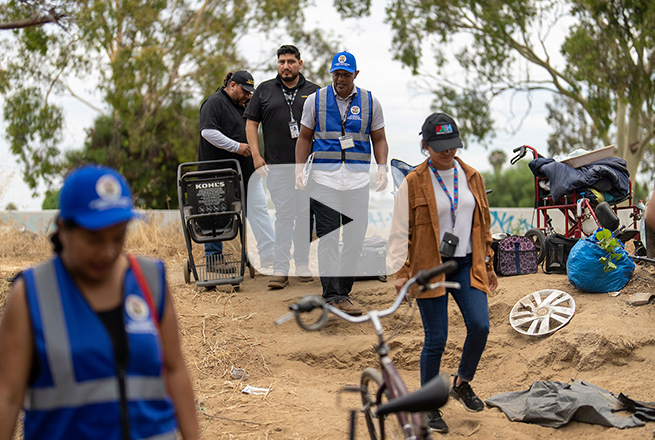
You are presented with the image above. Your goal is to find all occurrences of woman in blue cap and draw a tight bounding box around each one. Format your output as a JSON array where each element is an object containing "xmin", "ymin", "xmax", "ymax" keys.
[{"xmin": 0, "ymin": 165, "xmax": 199, "ymax": 440}]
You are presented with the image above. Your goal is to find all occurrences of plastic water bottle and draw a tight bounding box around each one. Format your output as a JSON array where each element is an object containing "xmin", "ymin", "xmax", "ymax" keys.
[{"xmin": 638, "ymin": 200, "xmax": 646, "ymax": 248}]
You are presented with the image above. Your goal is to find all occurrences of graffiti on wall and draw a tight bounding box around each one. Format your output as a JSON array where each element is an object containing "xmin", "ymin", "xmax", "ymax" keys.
[{"xmin": 489, "ymin": 210, "xmax": 534, "ymax": 234}]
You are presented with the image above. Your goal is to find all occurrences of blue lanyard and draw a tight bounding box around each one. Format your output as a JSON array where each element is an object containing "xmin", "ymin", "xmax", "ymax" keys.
[{"xmin": 428, "ymin": 159, "xmax": 458, "ymax": 226}]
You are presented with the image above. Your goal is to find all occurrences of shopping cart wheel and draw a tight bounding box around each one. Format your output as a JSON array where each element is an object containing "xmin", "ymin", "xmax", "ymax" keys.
[
  {"xmin": 525, "ymin": 228, "xmax": 546, "ymax": 264},
  {"xmin": 183, "ymin": 259, "xmax": 191, "ymax": 284}
]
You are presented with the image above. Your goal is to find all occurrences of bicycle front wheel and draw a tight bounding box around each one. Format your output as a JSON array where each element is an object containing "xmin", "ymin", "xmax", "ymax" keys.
[{"xmin": 360, "ymin": 368, "xmax": 416, "ymax": 440}]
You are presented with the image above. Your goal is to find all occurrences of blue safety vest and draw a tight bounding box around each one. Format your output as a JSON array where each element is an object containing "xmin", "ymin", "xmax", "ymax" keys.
[
  {"xmin": 313, "ymin": 85, "xmax": 372, "ymax": 172},
  {"xmin": 21, "ymin": 256, "xmax": 177, "ymax": 440}
]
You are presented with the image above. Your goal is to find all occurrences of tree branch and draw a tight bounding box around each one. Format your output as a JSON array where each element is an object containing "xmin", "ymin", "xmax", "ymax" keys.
[{"xmin": 0, "ymin": 9, "xmax": 65, "ymax": 30}]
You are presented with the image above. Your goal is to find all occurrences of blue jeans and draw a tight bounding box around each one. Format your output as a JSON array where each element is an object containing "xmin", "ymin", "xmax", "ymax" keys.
[
  {"xmin": 266, "ymin": 166, "xmax": 310, "ymax": 274},
  {"xmin": 416, "ymin": 254, "xmax": 489, "ymax": 385},
  {"xmin": 205, "ymin": 175, "xmax": 275, "ymax": 259}
]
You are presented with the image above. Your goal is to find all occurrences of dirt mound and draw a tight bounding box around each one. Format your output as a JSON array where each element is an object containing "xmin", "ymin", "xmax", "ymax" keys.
[{"xmin": 2, "ymin": 220, "xmax": 655, "ymax": 439}]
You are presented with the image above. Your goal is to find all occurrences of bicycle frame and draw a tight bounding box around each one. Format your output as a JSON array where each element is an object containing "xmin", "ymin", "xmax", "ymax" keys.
[
  {"xmin": 279, "ymin": 262, "xmax": 459, "ymax": 440},
  {"xmin": 363, "ymin": 310, "xmax": 423, "ymax": 438}
]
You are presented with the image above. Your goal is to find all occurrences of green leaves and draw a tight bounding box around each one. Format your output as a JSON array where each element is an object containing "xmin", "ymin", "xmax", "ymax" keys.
[
  {"xmin": 338, "ymin": 0, "xmax": 655, "ymax": 179},
  {"xmin": 1, "ymin": 0, "xmax": 335, "ymax": 207},
  {"xmin": 594, "ymin": 228, "xmax": 623, "ymax": 272}
]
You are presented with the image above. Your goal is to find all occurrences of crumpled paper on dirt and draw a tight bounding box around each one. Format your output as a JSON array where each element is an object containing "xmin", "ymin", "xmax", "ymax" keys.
[{"xmin": 241, "ymin": 385, "xmax": 272, "ymax": 395}]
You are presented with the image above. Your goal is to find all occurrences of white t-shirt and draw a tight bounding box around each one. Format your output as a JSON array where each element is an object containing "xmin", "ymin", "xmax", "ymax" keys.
[
  {"xmin": 300, "ymin": 84, "xmax": 384, "ymax": 191},
  {"xmin": 430, "ymin": 160, "xmax": 476, "ymax": 256}
]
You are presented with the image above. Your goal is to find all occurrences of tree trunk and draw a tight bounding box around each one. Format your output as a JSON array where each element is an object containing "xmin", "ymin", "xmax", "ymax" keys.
[{"xmin": 647, "ymin": 226, "xmax": 655, "ymax": 259}]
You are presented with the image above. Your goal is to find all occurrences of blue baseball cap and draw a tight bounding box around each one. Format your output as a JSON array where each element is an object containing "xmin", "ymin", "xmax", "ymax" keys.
[
  {"xmin": 330, "ymin": 51, "xmax": 357, "ymax": 73},
  {"xmin": 59, "ymin": 165, "xmax": 138, "ymax": 230}
]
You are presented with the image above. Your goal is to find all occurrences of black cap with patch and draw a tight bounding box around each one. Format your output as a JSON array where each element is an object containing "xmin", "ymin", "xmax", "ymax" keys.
[
  {"xmin": 421, "ymin": 113, "xmax": 463, "ymax": 152},
  {"xmin": 230, "ymin": 70, "xmax": 255, "ymax": 93}
]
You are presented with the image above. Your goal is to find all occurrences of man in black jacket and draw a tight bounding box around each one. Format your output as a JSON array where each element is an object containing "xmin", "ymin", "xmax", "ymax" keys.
[
  {"xmin": 245, "ymin": 45, "xmax": 319, "ymax": 288},
  {"xmin": 198, "ymin": 71, "xmax": 274, "ymax": 271}
]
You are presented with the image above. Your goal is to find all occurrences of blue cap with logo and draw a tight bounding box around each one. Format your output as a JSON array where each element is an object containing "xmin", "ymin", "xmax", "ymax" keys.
[
  {"xmin": 330, "ymin": 51, "xmax": 357, "ymax": 73},
  {"xmin": 59, "ymin": 165, "xmax": 139, "ymax": 230}
]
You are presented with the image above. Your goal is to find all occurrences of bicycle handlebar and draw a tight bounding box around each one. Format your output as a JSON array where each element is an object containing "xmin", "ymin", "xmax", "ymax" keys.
[
  {"xmin": 511, "ymin": 144, "xmax": 539, "ymax": 165},
  {"xmin": 277, "ymin": 261, "xmax": 461, "ymax": 331},
  {"xmin": 415, "ymin": 260, "xmax": 457, "ymax": 286}
]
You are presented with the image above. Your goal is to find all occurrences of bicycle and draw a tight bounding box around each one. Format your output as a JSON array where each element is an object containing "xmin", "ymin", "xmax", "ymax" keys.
[{"xmin": 275, "ymin": 260, "xmax": 460, "ymax": 440}]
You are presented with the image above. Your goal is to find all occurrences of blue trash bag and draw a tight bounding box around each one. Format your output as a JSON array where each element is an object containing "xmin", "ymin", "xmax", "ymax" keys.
[{"xmin": 567, "ymin": 229, "xmax": 635, "ymax": 293}]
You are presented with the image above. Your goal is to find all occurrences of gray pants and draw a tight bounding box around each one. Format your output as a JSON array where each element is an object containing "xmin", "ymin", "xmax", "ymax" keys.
[{"xmin": 267, "ymin": 167, "xmax": 311, "ymax": 274}]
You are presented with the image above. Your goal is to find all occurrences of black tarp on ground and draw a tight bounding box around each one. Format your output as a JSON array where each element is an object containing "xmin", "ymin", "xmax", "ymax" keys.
[{"xmin": 485, "ymin": 380, "xmax": 655, "ymax": 429}]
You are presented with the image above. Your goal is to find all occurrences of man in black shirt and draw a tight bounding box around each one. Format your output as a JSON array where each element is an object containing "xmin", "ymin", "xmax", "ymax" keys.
[
  {"xmin": 198, "ymin": 71, "xmax": 275, "ymax": 271},
  {"xmin": 245, "ymin": 45, "xmax": 319, "ymax": 288}
]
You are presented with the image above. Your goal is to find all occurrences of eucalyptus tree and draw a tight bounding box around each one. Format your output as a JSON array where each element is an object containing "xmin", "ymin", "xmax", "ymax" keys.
[
  {"xmin": 0, "ymin": 0, "xmax": 335, "ymax": 207},
  {"xmin": 337, "ymin": 0, "xmax": 655, "ymax": 178}
]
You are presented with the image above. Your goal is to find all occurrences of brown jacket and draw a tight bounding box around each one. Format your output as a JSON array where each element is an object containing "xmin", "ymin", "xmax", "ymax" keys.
[{"xmin": 389, "ymin": 157, "xmax": 494, "ymax": 298}]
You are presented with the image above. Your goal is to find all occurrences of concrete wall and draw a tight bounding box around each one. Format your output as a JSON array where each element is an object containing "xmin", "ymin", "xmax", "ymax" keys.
[
  {"xmin": 2, "ymin": 206, "xmax": 641, "ymax": 237},
  {"xmin": 1, "ymin": 208, "xmax": 543, "ymax": 236}
]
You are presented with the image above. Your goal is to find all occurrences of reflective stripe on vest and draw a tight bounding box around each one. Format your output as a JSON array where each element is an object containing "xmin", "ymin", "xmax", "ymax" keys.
[
  {"xmin": 312, "ymin": 151, "xmax": 372, "ymax": 161},
  {"xmin": 315, "ymin": 85, "xmax": 371, "ymax": 142},
  {"xmin": 136, "ymin": 255, "xmax": 162, "ymax": 317},
  {"xmin": 23, "ymin": 260, "xmax": 168, "ymax": 411},
  {"xmin": 313, "ymin": 85, "xmax": 372, "ymax": 171}
]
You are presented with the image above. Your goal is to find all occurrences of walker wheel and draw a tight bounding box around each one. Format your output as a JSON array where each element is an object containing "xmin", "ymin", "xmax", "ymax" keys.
[
  {"xmin": 510, "ymin": 289, "xmax": 575, "ymax": 336},
  {"xmin": 183, "ymin": 259, "xmax": 191, "ymax": 284},
  {"xmin": 525, "ymin": 228, "xmax": 546, "ymax": 264}
]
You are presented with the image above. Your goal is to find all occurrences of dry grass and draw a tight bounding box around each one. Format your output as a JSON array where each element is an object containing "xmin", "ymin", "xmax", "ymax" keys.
[
  {"xmin": 0, "ymin": 217, "xmax": 191, "ymax": 313},
  {"xmin": 0, "ymin": 218, "xmax": 52, "ymax": 265},
  {"xmin": 124, "ymin": 217, "xmax": 188, "ymax": 259}
]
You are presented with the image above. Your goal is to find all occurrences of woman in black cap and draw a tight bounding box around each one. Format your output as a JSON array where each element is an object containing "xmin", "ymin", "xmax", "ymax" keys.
[
  {"xmin": 0, "ymin": 165, "xmax": 199, "ymax": 440},
  {"xmin": 390, "ymin": 113, "xmax": 497, "ymax": 433}
]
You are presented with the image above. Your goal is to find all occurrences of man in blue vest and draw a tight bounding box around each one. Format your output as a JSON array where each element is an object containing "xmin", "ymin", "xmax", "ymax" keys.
[{"xmin": 295, "ymin": 51, "xmax": 389, "ymax": 315}]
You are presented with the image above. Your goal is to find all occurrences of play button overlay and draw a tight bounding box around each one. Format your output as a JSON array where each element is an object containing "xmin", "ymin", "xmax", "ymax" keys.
[
  {"xmin": 309, "ymin": 198, "xmax": 353, "ymax": 240},
  {"xmin": 244, "ymin": 164, "xmax": 408, "ymax": 277}
]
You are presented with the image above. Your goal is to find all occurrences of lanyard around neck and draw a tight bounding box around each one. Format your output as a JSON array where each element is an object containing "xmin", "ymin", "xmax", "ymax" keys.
[
  {"xmin": 340, "ymin": 95, "xmax": 355, "ymax": 136},
  {"xmin": 281, "ymin": 86, "xmax": 298, "ymax": 122},
  {"xmin": 428, "ymin": 159, "xmax": 458, "ymax": 227}
]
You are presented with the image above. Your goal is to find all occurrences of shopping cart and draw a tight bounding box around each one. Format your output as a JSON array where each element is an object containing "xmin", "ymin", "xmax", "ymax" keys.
[{"xmin": 177, "ymin": 159, "xmax": 254, "ymax": 290}]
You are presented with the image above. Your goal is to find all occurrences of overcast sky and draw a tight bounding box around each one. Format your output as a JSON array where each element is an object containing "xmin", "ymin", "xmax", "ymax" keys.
[{"xmin": 0, "ymin": 3, "xmax": 555, "ymax": 210}]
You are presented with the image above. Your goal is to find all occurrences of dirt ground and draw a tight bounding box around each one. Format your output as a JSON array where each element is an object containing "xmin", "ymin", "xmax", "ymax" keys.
[{"xmin": 2, "ymin": 222, "xmax": 655, "ymax": 439}]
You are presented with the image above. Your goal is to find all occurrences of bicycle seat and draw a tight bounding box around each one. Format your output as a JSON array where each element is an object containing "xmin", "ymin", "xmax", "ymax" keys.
[{"xmin": 376, "ymin": 373, "xmax": 450, "ymax": 417}]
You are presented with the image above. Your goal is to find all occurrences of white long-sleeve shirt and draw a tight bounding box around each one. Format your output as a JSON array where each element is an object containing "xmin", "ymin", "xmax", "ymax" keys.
[{"xmin": 201, "ymin": 128, "xmax": 240, "ymax": 153}]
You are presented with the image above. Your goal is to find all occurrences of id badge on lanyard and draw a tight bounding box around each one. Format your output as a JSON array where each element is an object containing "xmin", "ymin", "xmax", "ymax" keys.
[
  {"xmin": 339, "ymin": 96, "xmax": 356, "ymax": 149},
  {"xmin": 339, "ymin": 134, "xmax": 355, "ymax": 149},
  {"xmin": 289, "ymin": 120, "xmax": 299, "ymax": 139},
  {"xmin": 282, "ymin": 86, "xmax": 300, "ymax": 138}
]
